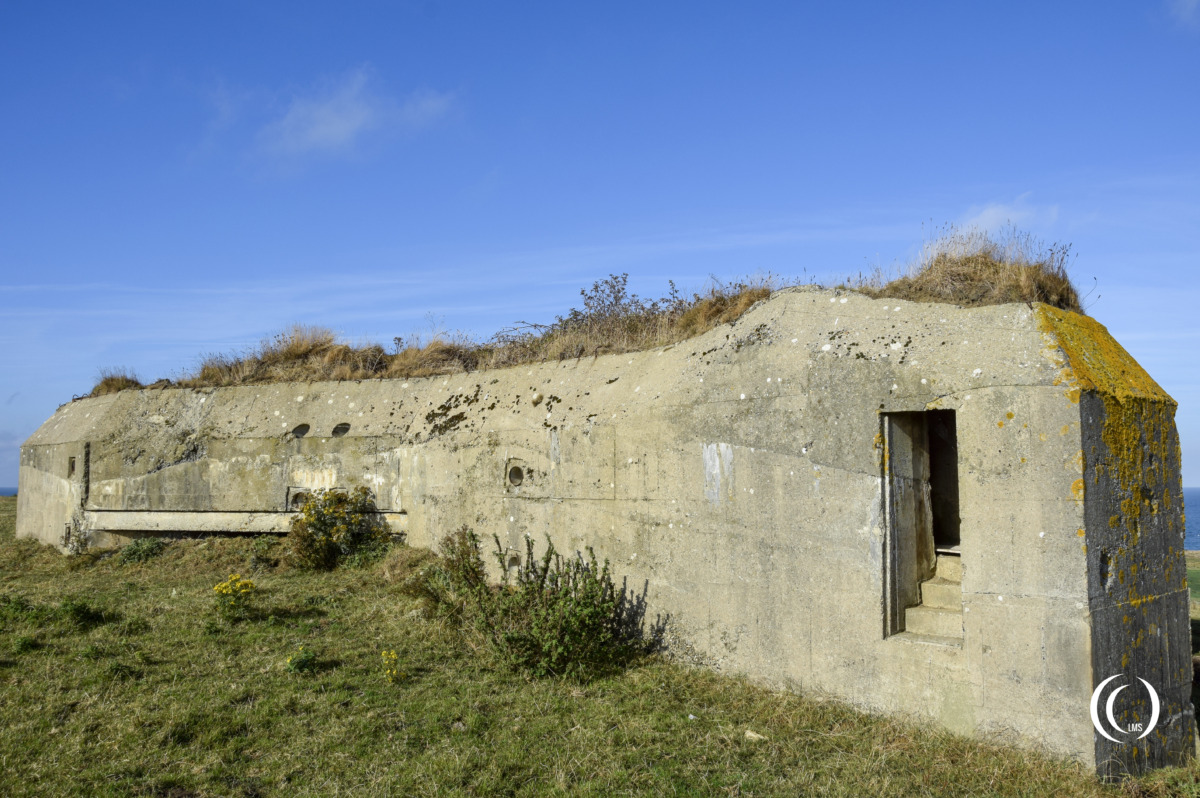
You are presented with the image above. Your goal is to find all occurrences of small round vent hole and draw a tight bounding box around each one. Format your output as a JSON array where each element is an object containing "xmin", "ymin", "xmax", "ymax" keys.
[
  {"xmin": 508, "ymin": 466, "xmax": 524, "ymax": 486},
  {"xmin": 292, "ymin": 423, "xmax": 310, "ymax": 438},
  {"xmin": 331, "ymin": 422, "xmax": 351, "ymax": 438}
]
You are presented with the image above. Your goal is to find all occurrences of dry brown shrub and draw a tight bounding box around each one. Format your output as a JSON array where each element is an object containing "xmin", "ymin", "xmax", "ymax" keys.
[
  {"xmin": 89, "ymin": 368, "xmax": 142, "ymax": 396},
  {"xmin": 379, "ymin": 545, "xmax": 437, "ymax": 583},
  {"xmin": 321, "ymin": 344, "xmax": 353, "ymax": 367},
  {"xmin": 258, "ymin": 324, "xmax": 336, "ymax": 365},
  {"xmin": 677, "ymin": 286, "xmax": 772, "ymax": 337},
  {"xmin": 386, "ymin": 339, "xmax": 478, "ymax": 379},
  {"xmin": 858, "ymin": 225, "xmax": 1082, "ymax": 313},
  {"xmin": 90, "ymin": 274, "xmax": 784, "ymax": 394}
]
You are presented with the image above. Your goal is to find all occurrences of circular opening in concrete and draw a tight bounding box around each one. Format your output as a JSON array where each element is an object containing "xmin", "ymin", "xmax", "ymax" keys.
[
  {"xmin": 292, "ymin": 423, "xmax": 310, "ymax": 438},
  {"xmin": 507, "ymin": 555, "xmax": 520, "ymax": 572},
  {"xmin": 291, "ymin": 492, "xmax": 311, "ymax": 510},
  {"xmin": 507, "ymin": 466, "xmax": 524, "ymax": 486},
  {"xmin": 331, "ymin": 423, "xmax": 351, "ymax": 438}
]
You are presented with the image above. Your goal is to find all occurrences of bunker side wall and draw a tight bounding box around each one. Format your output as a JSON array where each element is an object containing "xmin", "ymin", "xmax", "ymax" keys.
[
  {"xmin": 1082, "ymin": 392, "xmax": 1192, "ymax": 776},
  {"xmin": 17, "ymin": 443, "xmax": 80, "ymax": 549},
  {"xmin": 15, "ymin": 291, "xmax": 1101, "ymax": 762}
]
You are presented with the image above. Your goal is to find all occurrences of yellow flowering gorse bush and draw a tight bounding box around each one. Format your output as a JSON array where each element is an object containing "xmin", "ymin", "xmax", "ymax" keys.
[
  {"xmin": 212, "ymin": 574, "xmax": 257, "ymax": 621},
  {"xmin": 289, "ymin": 486, "xmax": 390, "ymax": 570},
  {"xmin": 381, "ymin": 649, "xmax": 406, "ymax": 683},
  {"xmin": 285, "ymin": 644, "xmax": 317, "ymax": 673}
]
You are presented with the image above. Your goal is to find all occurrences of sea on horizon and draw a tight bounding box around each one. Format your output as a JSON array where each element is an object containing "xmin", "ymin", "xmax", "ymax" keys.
[{"xmin": 1184, "ymin": 487, "xmax": 1200, "ymax": 552}]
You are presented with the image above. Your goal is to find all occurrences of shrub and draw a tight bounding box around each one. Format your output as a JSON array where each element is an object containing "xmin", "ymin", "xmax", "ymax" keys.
[
  {"xmin": 288, "ymin": 487, "xmax": 391, "ymax": 570},
  {"xmin": 57, "ymin": 598, "xmax": 109, "ymax": 629},
  {"xmin": 399, "ymin": 525, "xmax": 488, "ymax": 623},
  {"xmin": 381, "ymin": 649, "xmax": 406, "ymax": 683},
  {"xmin": 285, "ymin": 644, "xmax": 317, "ymax": 674},
  {"xmin": 0, "ymin": 595, "xmax": 112, "ymax": 631},
  {"xmin": 91, "ymin": 274, "xmax": 783, "ymax": 393},
  {"xmin": 118, "ymin": 537, "xmax": 167, "ymax": 565},
  {"xmin": 404, "ymin": 526, "xmax": 651, "ymax": 679},
  {"xmin": 0, "ymin": 594, "xmax": 35, "ymax": 623},
  {"xmin": 11, "ymin": 635, "xmax": 37, "ymax": 654},
  {"xmin": 247, "ymin": 535, "xmax": 280, "ymax": 571},
  {"xmin": 212, "ymin": 574, "xmax": 257, "ymax": 622},
  {"xmin": 857, "ymin": 224, "xmax": 1082, "ymax": 313},
  {"xmin": 89, "ymin": 367, "xmax": 142, "ymax": 397}
]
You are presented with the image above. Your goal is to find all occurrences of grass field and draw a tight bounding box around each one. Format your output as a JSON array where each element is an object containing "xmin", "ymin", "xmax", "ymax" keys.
[{"xmin": 1, "ymin": 496, "xmax": 1198, "ymax": 797}]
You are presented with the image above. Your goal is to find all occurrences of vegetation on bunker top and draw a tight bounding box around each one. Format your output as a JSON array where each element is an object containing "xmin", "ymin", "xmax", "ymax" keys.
[{"xmin": 88, "ymin": 226, "xmax": 1084, "ymax": 397}]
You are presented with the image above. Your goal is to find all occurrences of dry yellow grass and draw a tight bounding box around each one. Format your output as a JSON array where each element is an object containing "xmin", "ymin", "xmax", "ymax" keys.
[
  {"xmin": 856, "ymin": 224, "xmax": 1082, "ymax": 313},
  {"xmin": 87, "ymin": 228, "xmax": 1087, "ymax": 397},
  {"xmin": 90, "ymin": 275, "xmax": 781, "ymax": 394},
  {"xmin": 88, "ymin": 367, "xmax": 142, "ymax": 397}
]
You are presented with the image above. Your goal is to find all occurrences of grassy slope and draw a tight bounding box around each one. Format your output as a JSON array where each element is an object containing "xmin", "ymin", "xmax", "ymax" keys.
[{"xmin": 0, "ymin": 497, "xmax": 1195, "ymax": 797}]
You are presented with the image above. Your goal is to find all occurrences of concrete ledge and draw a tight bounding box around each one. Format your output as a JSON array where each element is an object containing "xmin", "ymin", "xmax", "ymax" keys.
[{"xmin": 84, "ymin": 510, "xmax": 408, "ymax": 535}]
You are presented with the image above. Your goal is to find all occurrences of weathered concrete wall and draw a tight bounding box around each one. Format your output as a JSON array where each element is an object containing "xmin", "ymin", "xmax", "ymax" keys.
[
  {"xmin": 1037, "ymin": 307, "xmax": 1192, "ymax": 776},
  {"xmin": 17, "ymin": 286, "xmax": 1193, "ymax": 773}
]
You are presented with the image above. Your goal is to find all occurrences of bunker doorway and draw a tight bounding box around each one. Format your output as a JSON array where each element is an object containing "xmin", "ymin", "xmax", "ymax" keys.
[{"xmin": 883, "ymin": 410, "xmax": 962, "ymax": 637}]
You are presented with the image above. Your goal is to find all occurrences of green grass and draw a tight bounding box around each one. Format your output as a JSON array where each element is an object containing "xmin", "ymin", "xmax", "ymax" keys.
[{"xmin": 0, "ymin": 496, "xmax": 1196, "ymax": 797}]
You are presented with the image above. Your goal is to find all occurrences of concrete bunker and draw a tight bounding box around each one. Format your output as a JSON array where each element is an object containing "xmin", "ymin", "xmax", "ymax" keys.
[{"xmin": 15, "ymin": 286, "xmax": 1192, "ymax": 776}]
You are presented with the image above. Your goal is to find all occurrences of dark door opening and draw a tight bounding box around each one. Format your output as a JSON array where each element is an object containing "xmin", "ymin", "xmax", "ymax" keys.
[
  {"xmin": 926, "ymin": 410, "xmax": 960, "ymax": 552},
  {"xmin": 883, "ymin": 409, "xmax": 961, "ymax": 635}
]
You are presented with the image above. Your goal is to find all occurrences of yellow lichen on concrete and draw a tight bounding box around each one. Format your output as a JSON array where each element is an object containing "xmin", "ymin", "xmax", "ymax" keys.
[
  {"xmin": 1037, "ymin": 304, "xmax": 1178, "ymax": 512},
  {"xmin": 1036, "ymin": 305, "xmax": 1173, "ymax": 404}
]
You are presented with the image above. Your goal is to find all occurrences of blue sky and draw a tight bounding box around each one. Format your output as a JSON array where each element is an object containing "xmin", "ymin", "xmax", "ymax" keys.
[{"xmin": 1, "ymin": 1, "xmax": 1198, "ymax": 487}]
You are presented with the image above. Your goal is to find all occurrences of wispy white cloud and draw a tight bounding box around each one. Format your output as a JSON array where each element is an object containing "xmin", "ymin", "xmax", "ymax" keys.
[
  {"xmin": 257, "ymin": 67, "xmax": 453, "ymax": 158},
  {"xmin": 1168, "ymin": 0, "xmax": 1200, "ymax": 27},
  {"xmin": 959, "ymin": 192, "xmax": 1059, "ymax": 232},
  {"xmin": 194, "ymin": 82, "xmax": 242, "ymax": 149},
  {"xmin": 397, "ymin": 89, "xmax": 455, "ymax": 129}
]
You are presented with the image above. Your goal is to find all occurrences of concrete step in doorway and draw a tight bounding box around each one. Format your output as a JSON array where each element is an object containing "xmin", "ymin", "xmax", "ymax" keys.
[{"xmin": 904, "ymin": 550, "xmax": 963, "ymax": 641}]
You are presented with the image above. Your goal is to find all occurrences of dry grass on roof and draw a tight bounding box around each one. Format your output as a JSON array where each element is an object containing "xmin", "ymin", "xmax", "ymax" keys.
[
  {"xmin": 88, "ymin": 274, "xmax": 781, "ymax": 396},
  {"xmin": 86, "ymin": 226, "xmax": 1088, "ymax": 398},
  {"xmin": 89, "ymin": 367, "xmax": 143, "ymax": 396},
  {"xmin": 855, "ymin": 224, "xmax": 1083, "ymax": 314}
]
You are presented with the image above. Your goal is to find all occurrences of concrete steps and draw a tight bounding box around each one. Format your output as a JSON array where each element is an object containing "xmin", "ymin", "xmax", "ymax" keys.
[
  {"xmin": 920, "ymin": 577, "xmax": 962, "ymax": 610},
  {"xmin": 904, "ymin": 605, "xmax": 964, "ymax": 638},
  {"xmin": 934, "ymin": 552, "xmax": 962, "ymax": 582},
  {"xmin": 903, "ymin": 552, "xmax": 963, "ymax": 641}
]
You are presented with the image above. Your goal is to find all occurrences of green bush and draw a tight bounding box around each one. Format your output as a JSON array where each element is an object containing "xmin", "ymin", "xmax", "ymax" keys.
[
  {"xmin": 405, "ymin": 526, "xmax": 651, "ymax": 679},
  {"xmin": 118, "ymin": 538, "xmax": 167, "ymax": 565},
  {"xmin": 288, "ymin": 487, "xmax": 391, "ymax": 570},
  {"xmin": 285, "ymin": 644, "xmax": 317, "ymax": 674}
]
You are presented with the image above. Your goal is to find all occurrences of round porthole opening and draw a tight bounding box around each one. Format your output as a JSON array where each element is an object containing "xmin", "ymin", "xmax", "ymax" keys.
[
  {"xmin": 507, "ymin": 466, "xmax": 524, "ymax": 486},
  {"xmin": 292, "ymin": 423, "xmax": 310, "ymax": 438},
  {"xmin": 291, "ymin": 492, "xmax": 311, "ymax": 510},
  {"xmin": 331, "ymin": 422, "xmax": 351, "ymax": 438}
]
